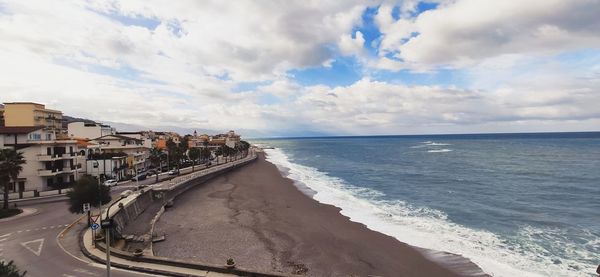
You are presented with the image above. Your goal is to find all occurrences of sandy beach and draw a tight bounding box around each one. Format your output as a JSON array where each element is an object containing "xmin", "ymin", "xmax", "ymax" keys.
[{"xmin": 153, "ymin": 152, "xmax": 480, "ymax": 276}]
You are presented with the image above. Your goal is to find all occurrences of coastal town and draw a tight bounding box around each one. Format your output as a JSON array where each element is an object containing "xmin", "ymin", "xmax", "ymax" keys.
[{"xmin": 0, "ymin": 102, "xmax": 247, "ymax": 198}]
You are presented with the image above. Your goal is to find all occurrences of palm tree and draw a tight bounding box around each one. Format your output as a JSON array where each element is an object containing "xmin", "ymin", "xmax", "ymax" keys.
[
  {"xmin": 188, "ymin": 148, "xmax": 200, "ymax": 172},
  {"xmin": 1, "ymin": 149, "xmax": 26, "ymax": 210},
  {"xmin": 149, "ymin": 147, "xmax": 163, "ymax": 183}
]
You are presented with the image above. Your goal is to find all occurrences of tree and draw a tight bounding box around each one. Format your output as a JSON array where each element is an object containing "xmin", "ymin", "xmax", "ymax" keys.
[
  {"xmin": 149, "ymin": 147, "xmax": 164, "ymax": 183},
  {"xmin": 67, "ymin": 175, "xmax": 111, "ymax": 214},
  {"xmin": 188, "ymin": 148, "xmax": 200, "ymax": 172},
  {"xmin": 166, "ymin": 138, "xmax": 177, "ymax": 169},
  {"xmin": 0, "ymin": 149, "xmax": 26, "ymax": 210},
  {"xmin": 200, "ymin": 148, "xmax": 211, "ymax": 163},
  {"xmin": 0, "ymin": 260, "xmax": 26, "ymax": 277}
]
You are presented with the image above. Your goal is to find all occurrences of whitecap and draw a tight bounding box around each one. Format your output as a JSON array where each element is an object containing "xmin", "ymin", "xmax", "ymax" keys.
[
  {"xmin": 263, "ymin": 148, "xmax": 592, "ymax": 277},
  {"xmin": 428, "ymin": 149, "xmax": 453, "ymax": 153}
]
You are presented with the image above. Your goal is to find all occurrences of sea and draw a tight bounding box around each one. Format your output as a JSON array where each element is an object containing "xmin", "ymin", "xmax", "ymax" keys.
[{"xmin": 251, "ymin": 132, "xmax": 600, "ymax": 277}]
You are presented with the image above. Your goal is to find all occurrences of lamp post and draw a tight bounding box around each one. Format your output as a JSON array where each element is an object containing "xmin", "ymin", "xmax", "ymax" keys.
[{"xmin": 103, "ymin": 195, "xmax": 125, "ymax": 277}]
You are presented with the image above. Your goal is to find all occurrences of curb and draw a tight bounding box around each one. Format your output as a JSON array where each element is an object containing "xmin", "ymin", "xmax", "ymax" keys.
[
  {"xmin": 0, "ymin": 208, "xmax": 38, "ymax": 223},
  {"xmin": 59, "ymin": 213, "xmax": 86, "ymax": 239}
]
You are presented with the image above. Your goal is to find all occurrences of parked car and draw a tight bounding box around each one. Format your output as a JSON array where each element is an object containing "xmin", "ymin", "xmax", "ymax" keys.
[
  {"xmin": 168, "ymin": 169, "xmax": 180, "ymax": 175},
  {"xmin": 131, "ymin": 172, "xmax": 147, "ymax": 181},
  {"xmin": 103, "ymin": 179, "xmax": 118, "ymax": 187}
]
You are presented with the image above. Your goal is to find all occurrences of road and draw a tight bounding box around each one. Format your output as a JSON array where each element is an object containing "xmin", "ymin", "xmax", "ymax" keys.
[
  {"xmin": 0, "ymin": 159, "xmax": 243, "ymax": 277},
  {"xmin": 10, "ymin": 163, "xmax": 208, "ymax": 207},
  {"xmin": 0, "ymin": 200, "xmax": 161, "ymax": 277}
]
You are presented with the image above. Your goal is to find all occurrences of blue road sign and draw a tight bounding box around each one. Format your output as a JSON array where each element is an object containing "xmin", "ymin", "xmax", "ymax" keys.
[{"xmin": 91, "ymin": 223, "xmax": 100, "ymax": 230}]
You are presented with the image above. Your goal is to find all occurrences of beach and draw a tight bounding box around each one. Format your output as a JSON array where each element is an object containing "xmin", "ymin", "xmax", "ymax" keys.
[{"xmin": 153, "ymin": 152, "xmax": 481, "ymax": 276}]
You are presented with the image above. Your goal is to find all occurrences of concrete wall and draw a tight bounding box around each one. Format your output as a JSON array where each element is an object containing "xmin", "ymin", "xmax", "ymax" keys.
[{"xmin": 106, "ymin": 152, "xmax": 257, "ymax": 238}]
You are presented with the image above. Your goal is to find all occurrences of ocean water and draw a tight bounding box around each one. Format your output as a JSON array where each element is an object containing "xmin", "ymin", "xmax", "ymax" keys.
[{"xmin": 252, "ymin": 133, "xmax": 600, "ymax": 277}]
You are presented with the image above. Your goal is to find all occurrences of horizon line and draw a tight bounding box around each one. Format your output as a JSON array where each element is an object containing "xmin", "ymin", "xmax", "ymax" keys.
[{"xmin": 248, "ymin": 130, "xmax": 600, "ymax": 140}]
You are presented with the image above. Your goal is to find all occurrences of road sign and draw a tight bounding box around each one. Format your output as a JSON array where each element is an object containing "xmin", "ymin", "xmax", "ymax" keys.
[
  {"xmin": 91, "ymin": 223, "xmax": 100, "ymax": 230},
  {"xmin": 101, "ymin": 219, "xmax": 114, "ymax": 229},
  {"xmin": 83, "ymin": 203, "xmax": 91, "ymax": 212},
  {"xmin": 90, "ymin": 215, "xmax": 99, "ymax": 223}
]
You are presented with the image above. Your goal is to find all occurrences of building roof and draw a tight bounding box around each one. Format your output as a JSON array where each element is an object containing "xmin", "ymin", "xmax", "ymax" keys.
[
  {"xmin": 94, "ymin": 134, "xmax": 144, "ymax": 142},
  {"xmin": 0, "ymin": 126, "xmax": 44, "ymax": 134},
  {"xmin": 116, "ymin": 131, "xmax": 144, "ymax": 135},
  {"xmin": 3, "ymin": 102, "xmax": 45, "ymax": 105}
]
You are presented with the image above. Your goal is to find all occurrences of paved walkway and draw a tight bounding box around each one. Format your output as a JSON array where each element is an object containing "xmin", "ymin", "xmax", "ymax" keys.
[{"xmin": 82, "ymin": 229, "xmax": 235, "ymax": 277}]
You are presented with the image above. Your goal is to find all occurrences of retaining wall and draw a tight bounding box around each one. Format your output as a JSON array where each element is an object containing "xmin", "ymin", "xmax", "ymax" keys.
[{"xmin": 107, "ymin": 153, "xmax": 258, "ymax": 238}]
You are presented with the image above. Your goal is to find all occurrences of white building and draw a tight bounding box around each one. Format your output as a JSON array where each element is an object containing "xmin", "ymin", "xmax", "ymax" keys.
[
  {"xmin": 85, "ymin": 155, "xmax": 127, "ymax": 181},
  {"xmin": 67, "ymin": 121, "xmax": 115, "ymax": 140},
  {"xmin": 117, "ymin": 131, "xmax": 153, "ymax": 149},
  {"xmin": 88, "ymin": 134, "xmax": 150, "ymax": 175},
  {"xmin": 0, "ymin": 126, "xmax": 84, "ymax": 192}
]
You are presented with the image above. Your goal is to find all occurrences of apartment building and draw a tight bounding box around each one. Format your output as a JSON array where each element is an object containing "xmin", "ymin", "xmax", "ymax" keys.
[
  {"xmin": 67, "ymin": 121, "xmax": 115, "ymax": 139},
  {"xmin": 3, "ymin": 102, "xmax": 63, "ymax": 133},
  {"xmin": 117, "ymin": 131, "xmax": 153, "ymax": 148},
  {"xmin": 0, "ymin": 126, "xmax": 83, "ymax": 192},
  {"xmin": 88, "ymin": 134, "xmax": 150, "ymax": 175},
  {"xmin": 0, "ymin": 104, "xmax": 5, "ymax": 126},
  {"xmin": 85, "ymin": 152, "xmax": 127, "ymax": 181}
]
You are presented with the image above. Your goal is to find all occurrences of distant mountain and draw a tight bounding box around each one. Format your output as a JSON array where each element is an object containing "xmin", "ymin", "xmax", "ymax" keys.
[
  {"xmin": 63, "ymin": 115, "xmax": 259, "ymax": 138},
  {"xmin": 61, "ymin": 115, "xmax": 97, "ymax": 128}
]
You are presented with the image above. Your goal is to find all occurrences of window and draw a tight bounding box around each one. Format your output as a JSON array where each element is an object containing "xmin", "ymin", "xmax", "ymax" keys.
[{"xmin": 29, "ymin": 133, "xmax": 41, "ymax": 140}]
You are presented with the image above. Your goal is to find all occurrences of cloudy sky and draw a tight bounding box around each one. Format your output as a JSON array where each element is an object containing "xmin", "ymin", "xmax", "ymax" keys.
[{"xmin": 1, "ymin": 0, "xmax": 599, "ymax": 137}]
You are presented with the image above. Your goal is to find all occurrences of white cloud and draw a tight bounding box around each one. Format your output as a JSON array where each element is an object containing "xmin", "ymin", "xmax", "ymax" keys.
[
  {"xmin": 0, "ymin": 1, "xmax": 598, "ymax": 136},
  {"xmin": 375, "ymin": 0, "xmax": 600, "ymax": 70}
]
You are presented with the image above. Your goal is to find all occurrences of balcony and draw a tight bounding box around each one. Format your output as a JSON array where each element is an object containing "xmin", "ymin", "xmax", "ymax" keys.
[
  {"xmin": 38, "ymin": 166, "xmax": 75, "ymax": 176},
  {"xmin": 36, "ymin": 153, "xmax": 77, "ymax": 161}
]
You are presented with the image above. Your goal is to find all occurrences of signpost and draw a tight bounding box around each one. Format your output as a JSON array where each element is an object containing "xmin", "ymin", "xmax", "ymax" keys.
[{"xmin": 83, "ymin": 203, "xmax": 91, "ymax": 226}]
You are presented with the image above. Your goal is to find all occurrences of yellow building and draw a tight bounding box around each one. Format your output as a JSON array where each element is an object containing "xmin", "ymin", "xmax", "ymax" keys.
[{"xmin": 3, "ymin": 102, "xmax": 63, "ymax": 132}]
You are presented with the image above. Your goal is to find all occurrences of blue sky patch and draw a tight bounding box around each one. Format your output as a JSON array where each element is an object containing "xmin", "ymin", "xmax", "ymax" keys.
[
  {"xmin": 411, "ymin": 2, "xmax": 439, "ymax": 17},
  {"xmin": 352, "ymin": 6, "xmax": 382, "ymax": 56},
  {"xmin": 289, "ymin": 56, "xmax": 362, "ymax": 87},
  {"xmin": 372, "ymin": 68, "xmax": 468, "ymax": 88},
  {"xmin": 92, "ymin": 9, "xmax": 161, "ymax": 30},
  {"xmin": 232, "ymin": 80, "xmax": 272, "ymax": 93}
]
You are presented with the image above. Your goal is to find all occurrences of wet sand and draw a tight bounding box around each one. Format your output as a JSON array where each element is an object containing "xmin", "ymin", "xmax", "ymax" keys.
[{"xmin": 153, "ymin": 152, "xmax": 481, "ymax": 276}]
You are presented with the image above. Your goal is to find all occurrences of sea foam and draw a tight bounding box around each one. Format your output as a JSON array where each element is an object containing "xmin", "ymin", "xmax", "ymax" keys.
[{"xmin": 264, "ymin": 147, "xmax": 593, "ymax": 277}]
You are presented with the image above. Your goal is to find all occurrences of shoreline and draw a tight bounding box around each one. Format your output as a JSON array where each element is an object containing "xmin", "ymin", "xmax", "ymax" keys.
[{"xmin": 154, "ymin": 152, "xmax": 486, "ymax": 276}]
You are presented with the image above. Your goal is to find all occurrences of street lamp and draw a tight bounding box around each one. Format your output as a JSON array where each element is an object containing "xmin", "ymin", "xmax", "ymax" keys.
[{"xmin": 102, "ymin": 195, "xmax": 126, "ymax": 277}]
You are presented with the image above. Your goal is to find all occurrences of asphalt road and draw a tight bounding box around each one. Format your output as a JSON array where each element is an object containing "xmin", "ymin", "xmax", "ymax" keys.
[
  {"xmin": 0, "ymin": 160, "xmax": 237, "ymax": 277},
  {"xmin": 10, "ymin": 163, "xmax": 208, "ymax": 207}
]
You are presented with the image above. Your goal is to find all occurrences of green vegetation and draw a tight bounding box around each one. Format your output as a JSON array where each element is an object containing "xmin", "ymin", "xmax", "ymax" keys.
[
  {"xmin": 67, "ymin": 175, "xmax": 111, "ymax": 214},
  {"xmin": 1, "ymin": 149, "xmax": 26, "ymax": 210},
  {"xmin": 0, "ymin": 260, "xmax": 27, "ymax": 277},
  {"xmin": 149, "ymin": 147, "xmax": 165, "ymax": 182},
  {"xmin": 187, "ymin": 148, "xmax": 200, "ymax": 172},
  {"xmin": 0, "ymin": 208, "xmax": 22, "ymax": 219}
]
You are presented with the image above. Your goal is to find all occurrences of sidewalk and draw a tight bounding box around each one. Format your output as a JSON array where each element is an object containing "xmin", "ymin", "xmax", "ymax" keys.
[{"xmin": 81, "ymin": 228, "xmax": 235, "ymax": 277}]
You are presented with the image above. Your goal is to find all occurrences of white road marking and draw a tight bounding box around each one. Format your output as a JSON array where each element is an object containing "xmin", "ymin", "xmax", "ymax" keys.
[
  {"xmin": 17, "ymin": 230, "xmax": 22, "ymax": 233},
  {"xmin": 62, "ymin": 274, "xmax": 77, "ymax": 277},
  {"xmin": 74, "ymin": 268, "xmax": 99, "ymax": 276},
  {"xmin": 42, "ymin": 227, "xmax": 47, "ymax": 230},
  {"xmin": 20, "ymin": 238, "xmax": 44, "ymax": 256},
  {"xmin": 25, "ymin": 229, "xmax": 30, "ymax": 232},
  {"xmin": 0, "ymin": 238, "xmax": 7, "ymax": 242},
  {"xmin": 0, "ymin": 233, "xmax": 11, "ymax": 238}
]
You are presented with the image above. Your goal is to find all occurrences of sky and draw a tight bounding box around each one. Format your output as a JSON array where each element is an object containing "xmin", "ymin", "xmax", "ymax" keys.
[{"xmin": 0, "ymin": 0, "xmax": 599, "ymax": 137}]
